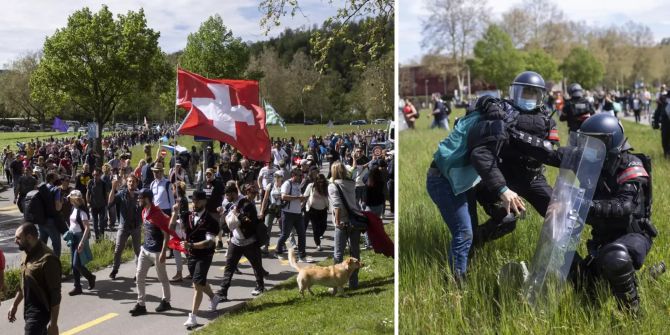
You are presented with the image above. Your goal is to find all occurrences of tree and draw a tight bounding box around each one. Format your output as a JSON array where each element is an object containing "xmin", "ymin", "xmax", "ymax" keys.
[
  {"xmin": 31, "ymin": 6, "xmax": 171, "ymax": 164},
  {"xmin": 470, "ymin": 25, "xmax": 525, "ymax": 90},
  {"xmin": 259, "ymin": 0, "xmax": 394, "ymax": 72},
  {"xmin": 500, "ymin": 8, "xmax": 531, "ymax": 48},
  {"xmin": 0, "ymin": 52, "xmax": 48, "ymax": 128},
  {"xmin": 422, "ymin": 0, "xmax": 489, "ymax": 98},
  {"xmin": 523, "ymin": 48, "xmax": 560, "ymax": 82},
  {"xmin": 560, "ymin": 47, "xmax": 604, "ymax": 89},
  {"xmin": 179, "ymin": 15, "xmax": 250, "ymax": 79}
]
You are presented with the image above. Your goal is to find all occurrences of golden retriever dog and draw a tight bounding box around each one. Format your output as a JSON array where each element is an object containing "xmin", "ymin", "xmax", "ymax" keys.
[{"xmin": 288, "ymin": 247, "xmax": 363, "ymax": 297}]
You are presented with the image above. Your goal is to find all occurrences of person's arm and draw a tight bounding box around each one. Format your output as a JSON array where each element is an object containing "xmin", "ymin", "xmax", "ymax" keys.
[
  {"xmin": 86, "ymin": 181, "xmax": 92, "ymax": 206},
  {"xmin": 8, "ymin": 289, "xmax": 23, "ymax": 322},
  {"xmin": 108, "ymin": 180, "xmax": 119, "ymax": 206},
  {"xmin": 54, "ymin": 189, "xmax": 62, "ymax": 212},
  {"xmin": 78, "ymin": 214, "xmax": 91, "ymax": 252},
  {"xmin": 259, "ymin": 186, "xmax": 270, "ymax": 216},
  {"xmin": 159, "ymin": 229, "xmax": 169, "ymax": 264}
]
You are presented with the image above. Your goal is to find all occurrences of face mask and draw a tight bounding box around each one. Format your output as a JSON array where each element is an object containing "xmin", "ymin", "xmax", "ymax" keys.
[{"xmin": 518, "ymin": 98, "xmax": 537, "ymax": 111}]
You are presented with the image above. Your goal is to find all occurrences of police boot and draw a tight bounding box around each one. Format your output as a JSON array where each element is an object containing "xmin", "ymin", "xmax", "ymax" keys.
[{"xmin": 597, "ymin": 243, "xmax": 640, "ymax": 314}]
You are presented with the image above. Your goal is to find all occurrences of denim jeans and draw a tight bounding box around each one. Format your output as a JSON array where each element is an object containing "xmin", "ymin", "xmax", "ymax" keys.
[
  {"xmin": 70, "ymin": 232, "xmax": 93, "ymax": 289},
  {"xmin": 276, "ymin": 212, "xmax": 305, "ymax": 257},
  {"xmin": 264, "ymin": 211, "xmax": 280, "ymax": 247},
  {"xmin": 38, "ymin": 220, "xmax": 61, "ymax": 257},
  {"xmin": 112, "ymin": 226, "xmax": 142, "ymax": 272},
  {"xmin": 431, "ymin": 118, "xmax": 450, "ymax": 130},
  {"xmin": 426, "ymin": 168, "xmax": 472, "ymax": 277},
  {"xmin": 334, "ymin": 226, "xmax": 361, "ymax": 289},
  {"xmin": 91, "ymin": 207, "xmax": 108, "ymax": 238}
]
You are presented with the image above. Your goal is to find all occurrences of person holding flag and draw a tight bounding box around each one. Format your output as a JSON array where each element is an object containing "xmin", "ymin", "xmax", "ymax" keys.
[{"xmin": 129, "ymin": 189, "xmax": 173, "ymax": 316}]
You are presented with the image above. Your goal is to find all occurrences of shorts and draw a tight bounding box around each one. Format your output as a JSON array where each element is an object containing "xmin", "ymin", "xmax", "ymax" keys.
[{"xmin": 187, "ymin": 254, "xmax": 213, "ymax": 286}]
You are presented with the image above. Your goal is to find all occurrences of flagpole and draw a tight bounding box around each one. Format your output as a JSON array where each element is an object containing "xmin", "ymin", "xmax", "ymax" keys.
[{"xmin": 173, "ymin": 64, "xmax": 179, "ymax": 165}]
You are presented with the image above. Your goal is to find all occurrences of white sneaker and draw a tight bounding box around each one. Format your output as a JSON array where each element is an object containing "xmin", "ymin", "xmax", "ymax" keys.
[
  {"xmin": 316, "ymin": 245, "xmax": 323, "ymax": 251},
  {"xmin": 183, "ymin": 313, "xmax": 198, "ymax": 327},
  {"xmin": 210, "ymin": 294, "xmax": 222, "ymax": 311}
]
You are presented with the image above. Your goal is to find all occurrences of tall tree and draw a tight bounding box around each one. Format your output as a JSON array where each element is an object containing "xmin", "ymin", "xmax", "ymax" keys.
[
  {"xmin": 422, "ymin": 0, "xmax": 489, "ymax": 97},
  {"xmin": 560, "ymin": 47, "xmax": 604, "ymax": 89},
  {"xmin": 259, "ymin": 0, "xmax": 394, "ymax": 72},
  {"xmin": 0, "ymin": 52, "xmax": 48, "ymax": 128},
  {"xmin": 179, "ymin": 15, "xmax": 250, "ymax": 79},
  {"xmin": 470, "ymin": 25, "xmax": 525, "ymax": 90},
  {"xmin": 31, "ymin": 6, "xmax": 171, "ymax": 164},
  {"xmin": 523, "ymin": 48, "xmax": 560, "ymax": 82}
]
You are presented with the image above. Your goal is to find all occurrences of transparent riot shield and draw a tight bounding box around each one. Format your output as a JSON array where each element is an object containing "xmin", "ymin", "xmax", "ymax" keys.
[{"xmin": 524, "ymin": 132, "xmax": 605, "ymax": 304}]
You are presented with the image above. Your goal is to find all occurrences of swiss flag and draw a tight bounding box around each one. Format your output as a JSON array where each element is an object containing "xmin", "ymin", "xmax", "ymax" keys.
[{"xmin": 177, "ymin": 68, "xmax": 271, "ymax": 162}]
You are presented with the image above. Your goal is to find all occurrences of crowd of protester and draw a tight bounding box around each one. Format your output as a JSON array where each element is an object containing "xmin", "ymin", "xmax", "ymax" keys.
[{"xmin": 0, "ymin": 125, "xmax": 394, "ymax": 331}]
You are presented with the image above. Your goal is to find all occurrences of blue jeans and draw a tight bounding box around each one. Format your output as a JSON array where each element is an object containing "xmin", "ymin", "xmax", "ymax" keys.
[
  {"xmin": 70, "ymin": 232, "xmax": 93, "ymax": 289},
  {"xmin": 426, "ymin": 169, "xmax": 472, "ymax": 277},
  {"xmin": 277, "ymin": 212, "xmax": 306, "ymax": 257},
  {"xmin": 334, "ymin": 226, "xmax": 361, "ymax": 289},
  {"xmin": 38, "ymin": 220, "xmax": 61, "ymax": 257},
  {"xmin": 91, "ymin": 207, "xmax": 108, "ymax": 238},
  {"xmin": 431, "ymin": 118, "xmax": 450, "ymax": 130}
]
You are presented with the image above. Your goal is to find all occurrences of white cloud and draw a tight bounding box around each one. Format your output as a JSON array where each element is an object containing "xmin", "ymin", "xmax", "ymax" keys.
[
  {"xmin": 0, "ymin": 0, "xmax": 341, "ymax": 67},
  {"xmin": 399, "ymin": 0, "xmax": 670, "ymax": 63}
]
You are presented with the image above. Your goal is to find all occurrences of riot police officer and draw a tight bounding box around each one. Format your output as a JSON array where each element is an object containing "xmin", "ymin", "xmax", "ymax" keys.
[
  {"xmin": 560, "ymin": 83, "xmax": 595, "ymax": 132},
  {"xmin": 652, "ymin": 92, "xmax": 670, "ymax": 158},
  {"xmin": 468, "ymin": 71, "xmax": 559, "ymax": 246},
  {"xmin": 562, "ymin": 114, "xmax": 656, "ymax": 313}
]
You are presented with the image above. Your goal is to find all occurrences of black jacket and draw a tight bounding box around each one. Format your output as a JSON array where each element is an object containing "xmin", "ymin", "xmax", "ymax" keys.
[
  {"xmin": 468, "ymin": 99, "xmax": 558, "ymax": 194},
  {"xmin": 560, "ymin": 97, "xmax": 595, "ymax": 132}
]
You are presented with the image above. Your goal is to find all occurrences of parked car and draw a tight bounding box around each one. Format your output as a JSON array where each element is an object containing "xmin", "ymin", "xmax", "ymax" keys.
[
  {"xmin": 0, "ymin": 125, "xmax": 12, "ymax": 132},
  {"xmin": 303, "ymin": 119, "xmax": 318, "ymax": 125},
  {"xmin": 67, "ymin": 126, "xmax": 76, "ymax": 132},
  {"xmin": 349, "ymin": 120, "xmax": 367, "ymax": 125},
  {"xmin": 77, "ymin": 126, "xmax": 87, "ymax": 132},
  {"xmin": 373, "ymin": 118, "xmax": 388, "ymax": 124}
]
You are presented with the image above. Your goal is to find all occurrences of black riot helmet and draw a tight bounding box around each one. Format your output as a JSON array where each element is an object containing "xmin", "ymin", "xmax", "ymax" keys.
[
  {"xmin": 578, "ymin": 113, "xmax": 630, "ymax": 152},
  {"xmin": 509, "ymin": 71, "xmax": 546, "ymax": 112},
  {"xmin": 568, "ymin": 83, "xmax": 584, "ymax": 98}
]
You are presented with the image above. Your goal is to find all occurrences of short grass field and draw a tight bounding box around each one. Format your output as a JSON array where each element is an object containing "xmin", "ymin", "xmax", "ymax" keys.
[
  {"xmin": 399, "ymin": 110, "xmax": 670, "ymax": 334},
  {"xmin": 196, "ymin": 224, "xmax": 395, "ymax": 335}
]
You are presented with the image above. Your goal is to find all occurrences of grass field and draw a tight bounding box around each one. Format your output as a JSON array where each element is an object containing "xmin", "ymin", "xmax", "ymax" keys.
[
  {"xmin": 399, "ymin": 110, "xmax": 670, "ymax": 334},
  {"xmin": 197, "ymin": 224, "xmax": 395, "ymax": 335}
]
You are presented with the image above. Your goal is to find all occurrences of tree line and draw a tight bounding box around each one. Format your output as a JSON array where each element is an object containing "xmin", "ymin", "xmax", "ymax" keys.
[{"xmin": 413, "ymin": 0, "xmax": 669, "ymax": 96}]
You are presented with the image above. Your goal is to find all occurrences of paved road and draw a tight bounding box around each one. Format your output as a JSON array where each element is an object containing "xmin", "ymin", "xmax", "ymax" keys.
[{"xmin": 0, "ymin": 166, "xmax": 393, "ymax": 334}]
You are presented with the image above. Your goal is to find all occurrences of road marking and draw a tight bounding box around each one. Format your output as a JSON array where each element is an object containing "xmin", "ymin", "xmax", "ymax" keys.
[{"xmin": 61, "ymin": 313, "xmax": 119, "ymax": 335}]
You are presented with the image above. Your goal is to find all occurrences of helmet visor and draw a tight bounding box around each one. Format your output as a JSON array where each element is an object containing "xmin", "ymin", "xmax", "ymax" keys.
[{"xmin": 509, "ymin": 85, "xmax": 545, "ymax": 111}]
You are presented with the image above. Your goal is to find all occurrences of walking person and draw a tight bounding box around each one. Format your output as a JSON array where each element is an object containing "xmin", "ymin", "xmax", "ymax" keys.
[
  {"xmin": 169, "ymin": 182, "xmax": 189, "ymax": 282},
  {"xmin": 328, "ymin": 161, "xmax": 362, "ymax": 289},
  {"xmin": 173, "ymin": 191, "xmax": 222, "ymax": 328},
  {"xmin": 107, "ymin": 175, "xmax": 142, "ymax": 280},
  {"xmin": 259, "ymin": 170, "xmax": 284, "ymax": 253},
  {"xmin": 86, "ymin": 167, "xmax": 109, "ymax": 241},
  {"xmin": 150, "ymin": 162, "xmax": 174, "ymax": 216},
  {"xmin": 215, "ymin": 185, "xmax": 266, "ymax": 301},
  {"xmin": 274, "ymin": 168, "xmax": 308, "ymax": 262},
  {"xmin": 8, "ymin": 222, "xmax": 61, "ymax": 335},
  {"xmin": 128, "ymin": 189, "xmax": 172, "ymax": 316},
  {"xmin": 303, "ymin": 174, "xmax": 329, "ymax": 251},
  {"xmin": 64, "ymin": 190, "xmax": 95, "ymax": 296}
]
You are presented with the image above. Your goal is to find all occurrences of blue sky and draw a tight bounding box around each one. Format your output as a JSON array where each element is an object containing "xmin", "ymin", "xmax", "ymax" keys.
[
  {"xmin": 399, "ymin": 0, "xmax": 670, "ymax": 64},
  {"xmin": 0, "ymin": 0, "xmax": 341, "ymax": 68}
]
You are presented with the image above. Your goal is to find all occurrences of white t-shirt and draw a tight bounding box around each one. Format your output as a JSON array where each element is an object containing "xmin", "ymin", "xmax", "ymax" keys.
[
  {"xmin": 69, "ymin": 209, "xmax": 89, "ymax": 234},
  {"xmin": 272, "ymin": 148, "xmax": 288, "ymax": 166},
  {"xmin": 258, "ymin": 166, "xmax": 278, "ymax": 189},
  {"xmin": 280, "ymin": 180, "xmax": 302, "ymax": 214}
]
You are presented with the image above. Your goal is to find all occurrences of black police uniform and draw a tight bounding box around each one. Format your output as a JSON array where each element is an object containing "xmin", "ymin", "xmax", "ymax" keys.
[
  {"xmin": 565, "ymin": 150, "xmax": 655, "ymax": 311},
  {"xmin": 652, "ymin": 95, "xmax": 670, "ymax": 157},
  {"xmin": 560, "ymin": 97, "xmax": 595, "ymax": 132},
  {"xmin": 467, "ymin": 97, "xmax": 559, "ymax": 246}
]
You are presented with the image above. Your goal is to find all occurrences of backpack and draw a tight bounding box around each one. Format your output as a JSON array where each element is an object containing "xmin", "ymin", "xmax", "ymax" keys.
[
  {"xmin": 24, "ymin": 189, "xmax": 46, "ymax": 226},
  {"xmin": 439, "ymin": 101, "xmax": 451, "ymax": 116},
  {"xmin": 432, "ymin": 111, "xmax": 482, "ymax": 195}
]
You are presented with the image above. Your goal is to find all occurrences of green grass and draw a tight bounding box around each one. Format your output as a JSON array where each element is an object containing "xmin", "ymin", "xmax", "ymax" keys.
[
  {"xmin": 399, "ymin": 109, "xmax": 670, "ymax": 334},
  {"xmin": 0, "ymin": 131, "xmax": 81, "ymax": 151},
  {"xmin": 196, "ymin": 223, "xmax": 395, "ymax": 335}
]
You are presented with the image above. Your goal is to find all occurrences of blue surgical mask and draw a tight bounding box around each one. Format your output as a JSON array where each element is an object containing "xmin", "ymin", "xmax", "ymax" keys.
[{"xmin": 518, "ymin": 98, "xmax": 537, "ymax": 111}]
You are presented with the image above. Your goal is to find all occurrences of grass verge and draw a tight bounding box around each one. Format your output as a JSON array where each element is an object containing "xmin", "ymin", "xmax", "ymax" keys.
[
  {"xmin": 399, "ymin": 110, "xmax": 670, "ymax": 334},
  {"xmin": 196, "ymin": 223, "xmax": 395, "ymax": 335}
]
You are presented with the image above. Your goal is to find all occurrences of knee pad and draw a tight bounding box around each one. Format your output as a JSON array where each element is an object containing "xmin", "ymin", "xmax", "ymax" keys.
[{"xmin": 597, "ymin": 243, "xmax": 635, "ymax": 281}]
